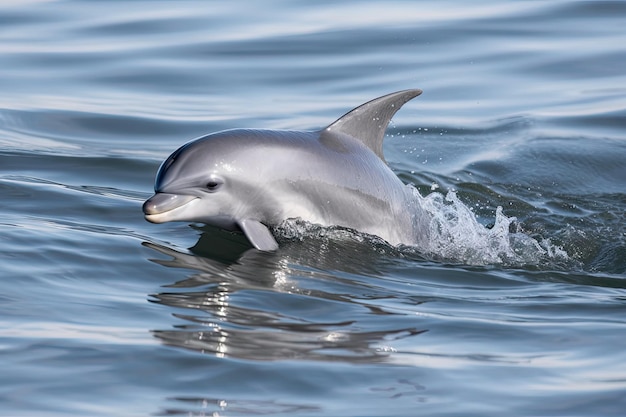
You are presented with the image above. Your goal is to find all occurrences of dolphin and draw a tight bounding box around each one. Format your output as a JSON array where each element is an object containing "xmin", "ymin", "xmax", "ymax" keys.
[{"xmin": 143, "ymin": 89, "xmax": 424, "ymax": 251}]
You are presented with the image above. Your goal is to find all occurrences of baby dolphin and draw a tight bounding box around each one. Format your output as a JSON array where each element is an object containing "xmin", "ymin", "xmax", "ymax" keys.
[{"xmin": 143, "ymin": 89, "xmax": 423, "ymax": 251}]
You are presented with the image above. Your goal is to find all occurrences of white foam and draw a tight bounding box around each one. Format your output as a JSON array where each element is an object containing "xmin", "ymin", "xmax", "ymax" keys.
[{"xmin": 407, "ymin": 187, "xmax": 568, "ymax": 266}]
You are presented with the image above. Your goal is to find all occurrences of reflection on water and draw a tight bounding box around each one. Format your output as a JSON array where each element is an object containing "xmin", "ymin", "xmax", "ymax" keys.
[
  {"xmin": 145, "ymin": 229, "xmax": 427, "ymax": 363},
  {"xmin": 157, "ymin": 396, "xmax": 321, "ymax": 417}
]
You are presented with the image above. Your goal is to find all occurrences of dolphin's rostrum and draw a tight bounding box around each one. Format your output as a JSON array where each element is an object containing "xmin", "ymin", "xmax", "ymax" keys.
[{"xmin": 143, "ymin": 89, "xmax": 424, "ymax": 251}]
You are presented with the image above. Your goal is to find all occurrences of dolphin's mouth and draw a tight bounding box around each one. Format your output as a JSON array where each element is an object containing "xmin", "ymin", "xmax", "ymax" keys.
[{"xmin": 143, "ymin": 193, "xmax": 198, "ymax": 223}]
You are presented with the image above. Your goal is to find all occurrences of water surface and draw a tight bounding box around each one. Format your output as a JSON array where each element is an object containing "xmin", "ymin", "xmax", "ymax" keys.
[{"xmin": 1, "ymin": 1, "xmax": 625, "ymax": 416}]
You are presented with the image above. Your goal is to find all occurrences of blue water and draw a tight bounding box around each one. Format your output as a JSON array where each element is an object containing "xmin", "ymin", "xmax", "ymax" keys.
[{"xmin": 1, "ymin": 1, "xmax": 625, "ymax": 416}]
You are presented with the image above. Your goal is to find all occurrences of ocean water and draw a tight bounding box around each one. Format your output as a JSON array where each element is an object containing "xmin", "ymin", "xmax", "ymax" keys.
[{"xmin": 1, "ymin": 1, "xmax": 625, "ymax": 416}]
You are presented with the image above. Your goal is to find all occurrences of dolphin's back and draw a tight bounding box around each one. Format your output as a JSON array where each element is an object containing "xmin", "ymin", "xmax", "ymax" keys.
[{"xmin": 209, "ymin": 128, "xmax": 417, "ymax": 245}]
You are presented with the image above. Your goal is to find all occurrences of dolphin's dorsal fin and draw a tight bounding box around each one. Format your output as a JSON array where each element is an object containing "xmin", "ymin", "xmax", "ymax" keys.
[{"xmin": 322, "ymin": 89, "xmax": 422, "ymax": 161}]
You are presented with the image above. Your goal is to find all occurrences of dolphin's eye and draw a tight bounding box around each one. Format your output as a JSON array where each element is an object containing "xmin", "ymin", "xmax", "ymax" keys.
[{"xmin": 206, "ymin": 179, "xmax": 223, "ymax": 192}]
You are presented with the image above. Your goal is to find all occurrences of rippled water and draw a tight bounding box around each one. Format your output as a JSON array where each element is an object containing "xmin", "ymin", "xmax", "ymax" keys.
[{"xmin": 1, "ymin": 1, "xmax": 625, "ymax": 416}]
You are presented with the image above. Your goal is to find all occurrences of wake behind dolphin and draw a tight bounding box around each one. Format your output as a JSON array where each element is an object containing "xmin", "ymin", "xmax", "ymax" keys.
[{"xmin": 143, "ymin": 90, "xmax": 427, "ymax": 250}]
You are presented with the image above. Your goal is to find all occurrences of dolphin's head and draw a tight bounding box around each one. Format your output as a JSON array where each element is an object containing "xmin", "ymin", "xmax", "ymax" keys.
[{"xmin": 143, "ymin": 132, "xmax": 253, "ymax": 231}]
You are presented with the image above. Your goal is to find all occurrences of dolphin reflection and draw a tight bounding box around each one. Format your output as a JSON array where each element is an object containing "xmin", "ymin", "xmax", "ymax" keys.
[{"xmin": 144, "ymin": 230, "xmax": 427, "ymax": 362}]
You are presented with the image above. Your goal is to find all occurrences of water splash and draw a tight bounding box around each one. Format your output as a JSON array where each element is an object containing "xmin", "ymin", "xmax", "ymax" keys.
[{"xmin": 407, "ymin": 187, "xmax": 569, "ymax": 266}]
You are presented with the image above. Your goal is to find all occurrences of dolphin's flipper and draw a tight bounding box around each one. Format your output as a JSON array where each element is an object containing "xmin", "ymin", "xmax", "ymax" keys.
[
  {"xmin": 323, "ymin": 89, "xmax": 422, "ymax": 161},
  {"xmin": 238, "ymin": 219, "xmax": 279, "ymax": 251}
]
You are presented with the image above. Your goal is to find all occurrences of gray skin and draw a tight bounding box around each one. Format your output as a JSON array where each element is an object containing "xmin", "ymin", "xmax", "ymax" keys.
[{"xmin": 143, "ymin": 89, "xmax": 423, "ymax": 251}]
